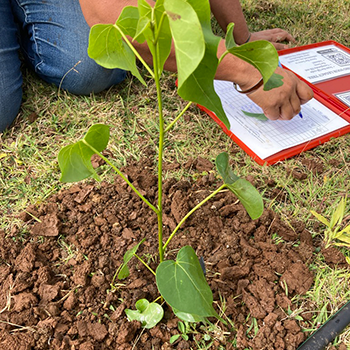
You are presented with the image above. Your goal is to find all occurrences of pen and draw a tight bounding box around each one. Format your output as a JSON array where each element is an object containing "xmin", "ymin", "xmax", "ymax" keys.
[{"xmin": 278, "ymin": 60, "xmax": 303, "ymax": 119}]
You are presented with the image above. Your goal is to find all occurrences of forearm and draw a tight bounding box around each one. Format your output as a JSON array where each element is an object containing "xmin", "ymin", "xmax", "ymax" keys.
[
  {"xmin": 79, "ymin": 0, "xmax": 133, "ymax": 26},
  {"xmin": 79, "ymin": 0, "xmax": 258, "ymax": 84},
  {"xmin": 209, "ymin": 0, "xmax": 250, "ymax": 45}
]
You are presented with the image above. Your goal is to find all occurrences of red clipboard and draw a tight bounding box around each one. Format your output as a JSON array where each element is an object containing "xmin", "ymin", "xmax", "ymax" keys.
[{"xmin": 199, "ymin": 40, "xmax": 350, "ymax": 166}]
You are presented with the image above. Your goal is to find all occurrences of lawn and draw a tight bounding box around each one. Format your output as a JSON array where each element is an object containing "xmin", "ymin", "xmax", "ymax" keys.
[{"xmin": 1, "ymin": 0, "xmax": 350, "ymax": 348}]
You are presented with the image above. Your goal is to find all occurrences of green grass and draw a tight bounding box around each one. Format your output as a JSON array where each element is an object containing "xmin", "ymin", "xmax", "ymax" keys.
[
  {"xmin": 241, "ymin": 0, "xmax": 350, "ymax": 46},
  {"xmin": 293, "ymin": 262, "xmax": 350, "ymax": 346},
  {"xmin": 1, "ymin": 0, "xmax": 350, "ymax": 347}
]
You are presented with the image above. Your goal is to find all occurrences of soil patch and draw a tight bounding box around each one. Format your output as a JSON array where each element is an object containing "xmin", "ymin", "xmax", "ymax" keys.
[{"xmin": 0, "ymin": 158, "xmax": 345, "ymax": 349}]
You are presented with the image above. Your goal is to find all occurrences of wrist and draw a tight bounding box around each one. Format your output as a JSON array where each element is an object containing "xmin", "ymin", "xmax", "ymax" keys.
[
  {"xmin": 242, "ymin": 32, "xmax": 251, "ymax": 45},
  {"xmin": 233, "ymin": 77, "xmax": 263, "ymax": 95},
  {"xmin": 235, "ymin": 31, "xmax": 251, "ymax": 45},
  {"xmin": 216, "ymin": 40, "xmax": 262, "ymax": 87}
]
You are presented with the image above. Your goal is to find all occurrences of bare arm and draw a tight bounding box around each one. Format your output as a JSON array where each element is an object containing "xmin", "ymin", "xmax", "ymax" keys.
[
  {"xmin": 79, "ymin": 0, "xmax": 313, "ymax": 120},
  {"xmin": 79, "ymin": 0, "xmax": 137, "ymax": 26},
  {"xmin": 210, "ymin": 0, "xmax": 296, "ymax": 49},
  {"xmin": 210, "ymin": 0, "xmax": 250, "ymax": 45}
]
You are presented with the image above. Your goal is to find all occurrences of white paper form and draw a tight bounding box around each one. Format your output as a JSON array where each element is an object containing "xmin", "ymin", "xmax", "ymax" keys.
[
  {"xmin": 214, "ymin": 80, "xmax": 349, "ymax": 160},
  {"xmin": 279, "ymin": 45, "xmax": 350, "ymax": 84}
]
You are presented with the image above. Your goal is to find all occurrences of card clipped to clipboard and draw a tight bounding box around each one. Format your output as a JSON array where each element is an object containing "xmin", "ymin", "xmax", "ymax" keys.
[{"xmin": 199, "ymin": 40, "xmax": 350, "ymax": 166}]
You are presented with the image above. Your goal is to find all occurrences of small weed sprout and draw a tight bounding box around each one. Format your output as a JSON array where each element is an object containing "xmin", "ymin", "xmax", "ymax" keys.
[
  {"xmin": 58, "ymin": 0, "xmax": 281, "ymax": 332},
  {"xmin": 170, "ymin": 321, "xmax": 193, "ymax": 344},
  {"xmin": 311, "ymin": 197, "xmax": 350, "ymax": 249}
]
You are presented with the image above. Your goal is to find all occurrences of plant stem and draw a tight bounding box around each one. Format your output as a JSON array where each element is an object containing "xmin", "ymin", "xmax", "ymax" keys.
[
  {"xmin": 152, "ymin": 38, "xmax": 165, "ymax": 263},
  {"xmin": 163, "ymin": 184, "xmax": 227, "ymax": 251},
  {"xmin": 153, "ymin": 12, "xmax": 166, "ymax": 45},
  {"xmin": 82, "ymin": 140, "xmax": 158, "ymax": 214},
  {"xmin": 153, "ymin": 296, "xmax": 163, "ymax": 304},
  {"xmin": 134, "ymin": 253, "xmax": 156, "ymax": 276},
  {"xmin": 165, "ymin": 101, "xmax": 193, "ymax": 133},
  {"xmin": 114, "ymin": 24, "xmax": 155, "ymax": 79},
  {"xmin": 153, "ymin": 12, "xmax": 166, "ymax": 77}
]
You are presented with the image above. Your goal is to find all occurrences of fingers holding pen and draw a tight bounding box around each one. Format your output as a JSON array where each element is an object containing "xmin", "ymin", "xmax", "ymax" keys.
[
  {"xmin": 248, "ymin": 68, "xmax": 313, "ymax": 121},
  {"xmin": 276, "ymin": 89, "xmax": 305, "ymax": 121}
]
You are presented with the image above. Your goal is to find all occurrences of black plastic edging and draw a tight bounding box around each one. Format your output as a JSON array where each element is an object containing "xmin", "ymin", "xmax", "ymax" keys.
[{"xmin": 297, "ymin": 300, "xmax": 350, "ymax": 350}]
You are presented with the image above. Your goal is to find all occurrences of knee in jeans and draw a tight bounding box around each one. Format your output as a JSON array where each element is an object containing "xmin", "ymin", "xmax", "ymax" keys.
[
  {"xmin": 0, "ymin": 88, "xmax": 22, "ymax": 132},
  {"xmin": 57, "ymin": 60, "xmax": 126, "ymax": 95}
]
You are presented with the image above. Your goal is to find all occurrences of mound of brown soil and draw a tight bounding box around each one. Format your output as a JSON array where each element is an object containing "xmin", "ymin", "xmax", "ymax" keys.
[{"xmin": 0, "ymin": 158, "xmax": 341, "ymax": 350}]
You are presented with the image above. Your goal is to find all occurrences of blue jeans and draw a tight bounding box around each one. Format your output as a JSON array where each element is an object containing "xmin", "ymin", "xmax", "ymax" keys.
[{"xmin": 0, "ymin": 0, "xmax": 126, "ymax": 132}]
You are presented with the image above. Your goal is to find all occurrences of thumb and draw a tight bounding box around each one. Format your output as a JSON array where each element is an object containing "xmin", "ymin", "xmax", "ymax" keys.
[{"xmin": 297, "ymin": 80, "xmax": 314, "ymax": 104}]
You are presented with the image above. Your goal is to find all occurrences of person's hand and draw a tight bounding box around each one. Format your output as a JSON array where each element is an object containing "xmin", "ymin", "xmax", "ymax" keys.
[
  {"xmin": 249, "ymin": 28, "xmax": 296, "ymax": 50},
  {"xmin": 246, "ymin": 68, "xmax": 313, "ymax": 120}
]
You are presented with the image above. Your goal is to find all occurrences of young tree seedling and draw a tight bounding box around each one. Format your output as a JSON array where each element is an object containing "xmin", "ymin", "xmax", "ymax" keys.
[{"xmin": 58, "ymin": 0, "xmax": 282, "ymax": 330}]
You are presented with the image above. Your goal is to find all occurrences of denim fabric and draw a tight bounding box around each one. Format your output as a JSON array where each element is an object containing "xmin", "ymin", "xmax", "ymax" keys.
[
  {"xmin": 0, "ymin": 1, "xmax": 23, "ymax": 132},
  {"xmin": 0, "ymin": 0, "xmax": 127, "ymax": 132}
]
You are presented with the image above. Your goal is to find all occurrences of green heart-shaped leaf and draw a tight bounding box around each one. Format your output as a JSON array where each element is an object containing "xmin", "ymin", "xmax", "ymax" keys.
[
  {"xmin": 226, "ymin": 178, "xmax": 264, "ymax": 220},
  {"xmin": 228, "ymin": 40, "xmax": 279, "ymax": 85},
  {"xmin": 164, "ymin": 0, "xmax": 205, "ymax": 86},
  {"xmin": 125, "ymin": 299, "xmax": 164, "ymax": 328},
  {"xmin": 58, "ymin": 124, "xmax": 110, "ymax": 183},
  {"xmin": 156, "ymin": 246, "xmax": 218, "ymax": 318},
  {"xmin": 88, "ymin": 19, "xmax": 146, "ymax": 85},
  {"xmin": 171, "ymin": 0, "xmax": 229, "ymax": 129},
  {"xmin": 118, "ymin": 238, "xmax": 146, "ymax": 279},
  {"xmin": 216, "ymin": 152, "xmax": 263, "ymax": 220}
]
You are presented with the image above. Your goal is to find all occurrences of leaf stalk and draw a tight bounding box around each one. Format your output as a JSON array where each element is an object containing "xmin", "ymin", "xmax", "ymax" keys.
[
  {"xmin": 82, "ymin": 140, "xmax": 158, "ymax": 213},
  {"xmin": 163, "ymin": 184, "xmax": 227, "ymax": 251}
]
